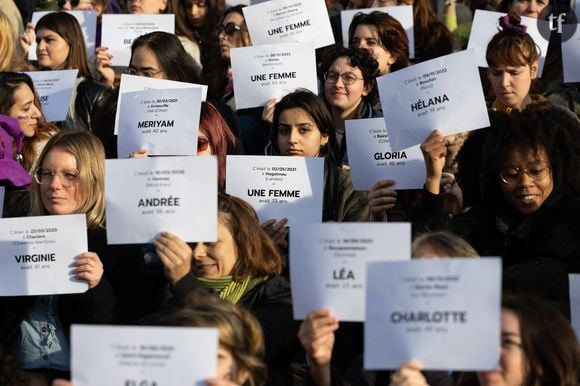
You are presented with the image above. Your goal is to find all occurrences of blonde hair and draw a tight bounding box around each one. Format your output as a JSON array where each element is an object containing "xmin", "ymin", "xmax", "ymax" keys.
[
  {"xmin": 29, "ymin": 131, "xmax": 106, "ymax": 229},
  {"xmin": 412, "ymin": 231, "xmax": 479, "ymax": 258},
  {"xmin": 0, "ymin": 11, "xmax": 31, "ymax": 71},
  {"xmin": 170, "ymin": 294, "xmax": 267, "ymax": 386}
]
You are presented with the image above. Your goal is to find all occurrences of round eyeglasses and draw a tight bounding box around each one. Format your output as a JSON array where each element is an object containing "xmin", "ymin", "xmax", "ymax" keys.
[
  {"xmin": 323, "ymin": 71, "xmax": 364, "ymax": 85},
  {"xmin": 499, "ymin": 164, "xmax": 551, "ymax": 184},
  {"xmin": 34, "ymin": 169, "xmax": 80, "ymax": 188}
]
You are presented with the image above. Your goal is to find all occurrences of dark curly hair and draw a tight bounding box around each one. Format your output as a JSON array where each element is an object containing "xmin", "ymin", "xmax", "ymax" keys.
[
  {"xmin": 456, "ymin": 105, "xmax": 580, "ymax": 207},
  {"xmin": 348, "ymin": 11, "xmax": 410, "ymax": 72},
  {"xmin": 319, "ymin": 46, "xmax": 380, "ymax": 105}
]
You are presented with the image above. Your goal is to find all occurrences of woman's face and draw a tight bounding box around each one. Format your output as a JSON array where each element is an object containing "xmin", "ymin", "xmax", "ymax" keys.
[
  {"xmin": 188, "ymin": 0, "xmax": 208, "ymax": 27},
  {"xmin": 488, "ymin": 63, "xmax": 537, "ymax": 110},
  {"xmin": 277, "ymin": 108, "xmax": 329, "ymax": 157},
  {"xmin": 511, "ymin": 0, "xmax": 548, "ymax": 18},
  {"xmin": 324, "ymin": 56, "xmax": 370, "ymax": 116},
  {"xmin": 499, "ymin": 146, "xmax": 553, "ymax": 215},
  {"xmin": 192, "ymin": 214, "xmax": 238, "ymax": 278},
  {"xmin": 197, "ymin": 128, "xmax": 213, "ymax": 156},
  {"xmin": 39, "ymin": 148, "xmax": 83, "ymax": 215},
  {"xmin": 9, "ymin": 84, "xmax": 42, "ymax": 138},
  {"xmin": 129, "ymin": 46, "xmax": 167, "ymax": 79},
  {"xmin": 128, "ymin": 0, "xmax": 167, "ymax": 14},
  {"xmin": 351, "ymin": 24, "xmax": 395, "ymax": 74},
  {"xmin": 477, "ymin": 310, "xmax": 526, "ymax": 386},
  {"xmin": 218, "ymin": 12, "xmax": 248, "ymax": 61},
  {"xmin": 36, "ymin": 28, "xmax": 70, "ymax": 70}
]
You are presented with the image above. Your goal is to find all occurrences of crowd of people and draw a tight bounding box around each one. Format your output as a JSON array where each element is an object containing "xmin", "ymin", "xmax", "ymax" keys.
[{"xmin": 1, "ymin": 0, "xmax": 580, "ymax": 385}]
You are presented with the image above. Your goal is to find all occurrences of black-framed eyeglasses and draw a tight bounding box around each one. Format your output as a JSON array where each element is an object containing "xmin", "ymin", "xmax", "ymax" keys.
[
  {"xmin": 323, "ymin": 71, "xmax": 364, "ymax": 85},
  {"xmin": 215, "ymin": 22, "xmax": 242, "ymax": 37},
  {"xmin": 34, "ymin": 168, "xmax": 80, "ymax": 187},
  {"xmin": 126, "ymin": 67, "xmax": 164, "ymax": 78},
  {"xmin": 499, "ymin": 164, "xmax": 551, "ymax": 184}
]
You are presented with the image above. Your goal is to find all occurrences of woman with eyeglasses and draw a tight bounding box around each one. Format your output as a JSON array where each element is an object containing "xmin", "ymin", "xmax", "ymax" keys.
[
  {"xmin": 27, "ymin": 12, "xmax": 113, "ymax": 135},
  {"xmin": 207, "ymin": 5, "xmax": 251, "ymax": 102},
  {"xmin": 348, "ymin": 11, "xmax": 410, "ymax": 75},
  {"xmin": 0, "ymin": 131, "xmax": 117, "ymax": 384},
  {"xmin": 94, "ymin": 0, "xmax": 203, "ymax": 87},
  {"xmin": 419, "ymin": 105, "xmax": 580, "ymax": 310},
  {"xmin": 320, "ymin": 47, "xmax": 381, "ymax": 168},
  {"xmin": 92, "ymin": 31, "xmax": 207, "ymax": 157}
]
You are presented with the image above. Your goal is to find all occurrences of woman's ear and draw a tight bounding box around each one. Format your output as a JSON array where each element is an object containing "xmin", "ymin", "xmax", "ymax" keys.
[
  {"xmin": 530, "ymin": 61, "xmax": 538, "ymax": 79},
  {"xmin": 362, "ymin": 83, "xmax": 372, "ymax": 97},
  {"xmin": 321, "ymin": 132, "xmax": 329, "ymax": 147},
  {"xmin": 159, "ymin": 0, "xmax": 168, "ymax": 12},
  {"xmin": 236, "ymin": 368, "xmax": 251, "ymax": 385}
]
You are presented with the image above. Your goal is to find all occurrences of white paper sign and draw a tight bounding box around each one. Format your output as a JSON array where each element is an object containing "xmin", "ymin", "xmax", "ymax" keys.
[
  {"xmin": 365, "ymin": 258, "xmax": 501, "ymax": 370},
  {"xmin": 378, "ymin": 50, "xmax": 490, "ymax": 151},
  {"xmin": 24, "ymin": 70, "xmax": 79, "ymax": 122},
  {"xmin": 101, "ymin": 14, "xmax": 175, "ymax": 67},
  {"xmin": 290, "ymin": 223, "xmax": 411, "ymax": 321},
  {"xmin": 0, "ymin": 186, "xmax": 4, "ymax": 219},
  {"xmin": 72, "ymin": 325, "xmax": 218, "ymax": 386},
  {"xmin": 562, "ymin": 24, "xmax": 580, "ymax": 83},
  {"xmin": 29, "ymin": 10, "xmax": 97, "ymax": 62},
  {"xmin": 226, "ymin": 155, "xmax": 324, "ymax": 226},
  {"xmin": 105, "ymin": 156, "xmax": 217, "ymax": 244},
  {"xmin": 243, "ymin": 0, "xmax": 335, "ymax": 48},
  {"xmin": 230, "ymin": 42, "xmax": 318, "ymax": 109},
  {"xmin": 340, "ymin": 6, "xmax": 415, "ymax": 59},
  {"xmin": 346, "ymin": 118, "xmax": 425, "ymax": 190},
  {"xmin": 114, "ymin": 74, "xmax": 207, "ymax": 135},
  {"xmin": 0, "ymin": 214, "xmax": 89, "ymax": 296},
  {"xmin": 570, "ymin": 274, "xmax": 580, "ymax": 341},
  {"xmin": 117, "ymin": 88, "xmax": 202, "ymax": 158},
  {"xmin": 467, "ymin": 10, "xmax": 549, "ymax": 75}
]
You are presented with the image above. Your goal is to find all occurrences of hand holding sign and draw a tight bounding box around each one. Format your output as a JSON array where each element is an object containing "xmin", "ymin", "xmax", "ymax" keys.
[
  {"xmin": 153, "ymin": 231, "xmax": 194, "ymax": 285},
  {"xmin": 368, "ymin": 179, "xmax": 397, "ymax": 222},
  {"xmin": 420, "ymin": 129, "xmax": 446, "ymax": 195},
  {"xmin": 298, "ymin": 309, "xmax": 339, "ymax": 385},
  {"xmin": 72, "ymin": 252, "xmax": 104, "ymax": 289}
]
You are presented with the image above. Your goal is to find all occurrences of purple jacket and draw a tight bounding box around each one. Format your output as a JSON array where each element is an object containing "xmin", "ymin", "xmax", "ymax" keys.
[{"xmin": 0, "ymin": 115, "xmax": 32, "ymax": 187}]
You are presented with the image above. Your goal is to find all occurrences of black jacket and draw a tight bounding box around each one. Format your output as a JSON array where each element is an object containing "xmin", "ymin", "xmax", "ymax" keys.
[
  {"xmin": 156, "ymin": 273, "xmax": 301, "ymax": 386},
  {"xmin": 65, "ymin": 78, "xmax": 112, "ymax": 133},
  {"xmin": 418, "ymin": 189, "xmax": 580, "ymax": 315}
]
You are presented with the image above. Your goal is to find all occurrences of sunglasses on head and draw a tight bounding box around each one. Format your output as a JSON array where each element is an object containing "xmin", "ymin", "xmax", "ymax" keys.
[
  {"xmin": 215, "ymin": 22, "xmax": 242, "ymax": 37},
  {"xmin": 197, "ymin": 137, "xmax": 210, "ymax": 153}
]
